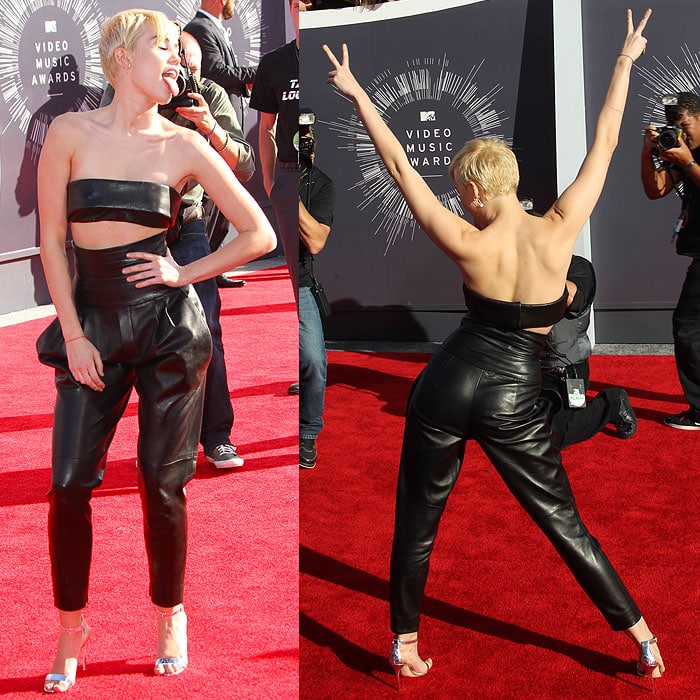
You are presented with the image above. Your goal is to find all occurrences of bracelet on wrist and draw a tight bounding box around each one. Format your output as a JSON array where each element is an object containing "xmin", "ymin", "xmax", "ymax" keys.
[
  {"xmin": 214, "ymin": 132, "xmax": 229, "ymax": 153},
  {"xmin": 684, "ymin": 160, "xmax": 697, "ymax": 172},
  {"xmin": 618, "ymin": 53, "xmax": 634, "ymax": 63},
  {"xmin": 200, "ymin": 124, "xmax": 216, "ymax": 138},
  {"xmin": 65, "ymin": 334, "xmax": 86, "ymax": 344}
]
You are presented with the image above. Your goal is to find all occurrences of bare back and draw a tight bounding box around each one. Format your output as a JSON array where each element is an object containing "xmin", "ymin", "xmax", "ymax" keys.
[{"xmin": 453, "ymin": 201, "xmax": 577, "ymax": 333}]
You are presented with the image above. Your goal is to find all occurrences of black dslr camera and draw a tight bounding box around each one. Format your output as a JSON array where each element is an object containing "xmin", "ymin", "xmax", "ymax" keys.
[
  {"xmin": 656, "ymin": 94, "xmax": 684, "ymax": 150},
  {"xmin": 166, "ymin": 40, "xmax": 198, "ymax": 109}
]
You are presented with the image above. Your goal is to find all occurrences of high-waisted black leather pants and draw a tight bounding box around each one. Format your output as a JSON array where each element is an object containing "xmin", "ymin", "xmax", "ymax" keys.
[
  {"xmin": 390, "ymin": 317, "xmax": 641, "ymax": 633},
  {"xmin": 37, "ymin": 233, "xmax": 212, "ymax": 611}
]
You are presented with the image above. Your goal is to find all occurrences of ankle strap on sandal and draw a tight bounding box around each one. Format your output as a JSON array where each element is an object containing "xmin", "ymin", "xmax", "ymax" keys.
[
  {"xmin": 60, "ymin": 615, "xmax": 85, "ymax": 634},
  {"xmin": 393, "ymin": 637, "xmax": 418, "ymax": 646},
  {"xmin": 640, "ymin": 636, "xmax": 658, "ymax": 647},
  {"xmin": 157, "ymin": 604, "xmax": 185, "ymax": 618}
]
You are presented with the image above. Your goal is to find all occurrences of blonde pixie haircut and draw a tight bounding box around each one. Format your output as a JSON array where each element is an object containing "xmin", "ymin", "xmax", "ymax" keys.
[
  {"xmin": 449, "ymin": 138, "xmax": 519, "ymax": 198},
  {"xmin": 99, "ymin": 9, "xmax": 175, "ymax": 85}
]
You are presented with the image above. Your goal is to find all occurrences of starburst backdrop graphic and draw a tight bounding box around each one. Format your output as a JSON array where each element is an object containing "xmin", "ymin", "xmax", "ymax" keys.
[
  {"xmin": 0, "ymin": 0, "xmax": 103, "ymax": 134},
  {"xmin": 637, "ymin": 45, "xmax": 700, "ymax": 125},
  {"xmin": 324, "ymin": 55, "xmax": 505, "ymax": 253}
]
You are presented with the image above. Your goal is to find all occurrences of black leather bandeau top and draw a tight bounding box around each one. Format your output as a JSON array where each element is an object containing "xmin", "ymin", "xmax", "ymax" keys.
[
  {"xmin": 67, "ymin": 178, "xmax": 181, "ymax": 229},
  {"xmin": 463, "ymin": 284, "xmax": 569, "ymax": 330}
]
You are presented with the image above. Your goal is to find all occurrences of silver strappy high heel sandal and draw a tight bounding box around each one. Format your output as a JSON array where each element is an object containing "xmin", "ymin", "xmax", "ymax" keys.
[
  {"xmin": 636, "ymin": 635, "xmax": 660, "ymax": 690},
  {"xmin": 154, "ymin": 604, "xmax": 188, "ymax": 676},
  {"xmin": 43, "ymin": 616, "xmax": 90, "ymax": 693},
  {"xmin": 388, "ymin": 636, "xmax": 433, "ymax": 691}
]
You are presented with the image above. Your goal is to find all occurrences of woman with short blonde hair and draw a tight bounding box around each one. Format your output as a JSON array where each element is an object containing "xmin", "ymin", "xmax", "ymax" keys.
[
  {"xmin": 323, "ymin": 7, "xmax": 664, "ymax": 691},
  {"xmin": 38, "ymin": 8, "xmax": 275, "ymax": 693}
]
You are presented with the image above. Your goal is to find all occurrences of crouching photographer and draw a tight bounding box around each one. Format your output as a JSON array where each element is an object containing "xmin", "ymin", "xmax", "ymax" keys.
[
  {"xmin": 297, "ymin": 108, "xmax": 336, "ymax": 469},
  {"xmin": 641, "ymin": 91, "xmax": 700, "ymax": 430},
  {"xmin": 101, "ymin": 29, "xmax": 256, "ymax": 466}
]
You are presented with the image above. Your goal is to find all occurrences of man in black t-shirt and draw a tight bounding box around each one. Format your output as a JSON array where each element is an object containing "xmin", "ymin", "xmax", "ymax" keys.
[
  {"xmin": 249, "ymin": 0, "xmax": 304, "ymax": 302},
  {"xmin": 298, "ymin": 111, "xmax": 336, "ymax": 469},
  {"xmin": 642, "ymin": 91, "xmax": 700, "ymax": 430}
]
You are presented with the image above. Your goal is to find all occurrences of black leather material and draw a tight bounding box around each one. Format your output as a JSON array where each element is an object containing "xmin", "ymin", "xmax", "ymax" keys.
[
  {"xmin": 462, "ymin": 285, "xmax": 569, "ymax": 330},
  {"xmin": 67, "ymin": 178, "xmax": 181, "ymax": 228},
  {"xmin": 390, "ymin": 317, "xmax": 641, "ymax": 634},
  {"xmin": 37, "ymin": 233, "xmax": 212, "ymax": 610}
]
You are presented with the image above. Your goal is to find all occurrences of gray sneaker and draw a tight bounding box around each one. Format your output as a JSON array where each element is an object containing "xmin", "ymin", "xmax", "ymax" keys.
[
  {"xmin": 664, "ymin": 410, "xmax": 700, "ymax": 430},
  {"xmin": 300, "ymin": 439, "xmax": 317, "ymax": 469},
  {"xmin": 206, "ymin": 443, "xmax": 245, "ymax": 468}
]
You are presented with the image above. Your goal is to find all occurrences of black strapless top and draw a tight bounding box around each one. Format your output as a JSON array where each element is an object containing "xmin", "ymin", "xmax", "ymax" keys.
[
  {"xmin": 67, "ymin": 178, "xmax": 181, "ymax": 229},
  {"xmin": 462, "ymin": 285, "xmax": 569, "ymax": 330}
]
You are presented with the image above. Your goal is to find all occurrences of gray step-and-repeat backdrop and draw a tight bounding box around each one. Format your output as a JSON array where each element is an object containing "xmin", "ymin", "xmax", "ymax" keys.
[
  {"xmin": 303, "ymin": 0, "xmax": 698, "ymax": 343},
  {"xmin": 302, "ymin": 0, "xmax": 557, "ymax": 342},
  {"xmin": 0, "ymin": 0, "xmax": 286, "ymax": 314}
]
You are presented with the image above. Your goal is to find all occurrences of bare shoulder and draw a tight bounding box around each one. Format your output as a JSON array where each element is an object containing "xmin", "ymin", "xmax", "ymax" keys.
[
  {"xmin": 48, "ymin": 108, "xmax": 116, "ymax": 143},
  {"xmin": 538, "ymin": 206, "xmax": 579, "ymax": 238},
  {"xmin": 48, "ymin": 110, "xmax": 90, "ymax": 136},
  {"xmin": 161, "ymin": 115, "xmax": 206, "ymax": 151}
]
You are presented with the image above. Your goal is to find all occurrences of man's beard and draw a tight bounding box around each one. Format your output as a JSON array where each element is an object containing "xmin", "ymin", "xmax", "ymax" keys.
[{"xmin": 222, "ymin": 0, "xmax": 235, "ymax": 20}]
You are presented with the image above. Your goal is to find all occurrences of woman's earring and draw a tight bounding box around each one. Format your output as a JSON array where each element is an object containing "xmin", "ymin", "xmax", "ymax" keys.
[{"xmin": 475, "ymin": 197, "xmax": 484, "ymax": 208}]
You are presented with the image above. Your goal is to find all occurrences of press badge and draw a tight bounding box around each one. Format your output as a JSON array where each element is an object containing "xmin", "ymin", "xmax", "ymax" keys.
[
  {"xmin": 566, "ymin": 378, "xmax": 586, "ymax": 408},
  {"xmin": 672, "ymin": 208, "xmax": 688, "ymax": 244}
]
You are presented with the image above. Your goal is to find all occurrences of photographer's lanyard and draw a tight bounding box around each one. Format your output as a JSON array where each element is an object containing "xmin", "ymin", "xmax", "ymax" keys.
[
  {"xmin": 673, "ymin": 207, "xmax": 688, "ymax": 244},
  {"xmin": 653, "ymin": 152, "xmax": 689, "ymax": 243}
]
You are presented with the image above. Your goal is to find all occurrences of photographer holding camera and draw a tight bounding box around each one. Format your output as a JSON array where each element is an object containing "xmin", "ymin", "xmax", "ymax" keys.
[
  {"xmin": 642, "ymin": 91, "xmax": 700, "ymax": 430},
  {"xmin": 298, "ymin": 109, "xmax": 335, "ymax": 469},
  {"xmin": 102, "ymin": 29, "xmax": 256, "ymax": 466}
]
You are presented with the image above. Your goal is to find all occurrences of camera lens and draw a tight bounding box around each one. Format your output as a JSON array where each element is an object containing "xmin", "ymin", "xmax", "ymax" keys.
[{"xmin": 657, "ymin": 127, "xmax": 680, "ymax": 150}]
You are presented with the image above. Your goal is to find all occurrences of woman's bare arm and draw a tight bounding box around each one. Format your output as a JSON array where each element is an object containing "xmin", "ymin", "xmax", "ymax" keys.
[
  {"xmin": 548, "ymin": 8, "xmax": 651, "ymax": 236},
  {"xmin": 323, "ymin": 43, "xmax": 475, "ymax": 262},
  {"xmin": 38, "ymin": 115, "xmax": 105, "ymax": 391},
  {"xmin": 124, "ymin": 131, "xmax": 276, "ymax": 287}
]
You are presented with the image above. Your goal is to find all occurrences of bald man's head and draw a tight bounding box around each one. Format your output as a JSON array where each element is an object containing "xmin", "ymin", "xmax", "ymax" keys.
[{"xmin": 180, "ymin": 31, "xmax": 202, "ymax": 82}]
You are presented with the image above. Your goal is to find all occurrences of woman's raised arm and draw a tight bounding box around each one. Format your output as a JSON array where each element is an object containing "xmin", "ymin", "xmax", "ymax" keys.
[
  {"xmin": 548, "ymin": 8, "xmax": 651, "ymax": 236},
  {"xmin": 323, "ymin": 43, "xmax": 475, "ymax": 261}
]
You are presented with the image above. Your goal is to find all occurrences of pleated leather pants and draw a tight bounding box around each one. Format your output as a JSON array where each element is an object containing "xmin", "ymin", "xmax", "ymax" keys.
[
  {"xmin": 37, "ymin": 233, "xmax": 212, "ymax": 611},
  {"xmin": 390, "ymin": 317, "xmax": 641, "ymax": 633}
]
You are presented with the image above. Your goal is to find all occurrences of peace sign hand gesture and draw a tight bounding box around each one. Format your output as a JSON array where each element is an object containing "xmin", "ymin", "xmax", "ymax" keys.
[
  {"xmin": 323, "ymin": 44, "xmax": 362, "ymax": 100},
  {"xmin": 619, "ymin": 8, "xmax": 651, "ymax": 62}
]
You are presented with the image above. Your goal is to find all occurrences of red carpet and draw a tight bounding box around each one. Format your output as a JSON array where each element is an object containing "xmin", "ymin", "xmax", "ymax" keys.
[
  {"xmin": 300, "ymin": 350, "xmax": 697, "ymax": 699},
  {"xmin": 0, "ymin": 265, "xmax": 298, "ymax": 698}
]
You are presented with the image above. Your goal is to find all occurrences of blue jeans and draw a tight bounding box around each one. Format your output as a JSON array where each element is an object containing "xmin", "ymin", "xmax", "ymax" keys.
[
  {"xmin": 299, "ymin": 285, "xmax": 326, "ymax": 440},
  {"xmin": 270, "ymin": 163, "xmax": 300, "ymax": 306},
  {"xmin": 170, "ymin": 218, "xmax": 234, "ymax": 452}
]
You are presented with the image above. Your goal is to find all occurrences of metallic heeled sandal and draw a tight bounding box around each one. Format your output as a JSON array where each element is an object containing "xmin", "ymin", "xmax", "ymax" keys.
[
  {"xmin": 388, "ymin": 636, "xmax": 433, "ymax": 691},
  {"xmin": 154, "ymin": 604, "xmax": 188, "ymax": 676},
  {"xmin": 43, "ymin": 616, "xmax": 90, "ymax": 694},
  {"xmin": 636, "ymin": 635, "xmax": 659, "ymax": 690}
]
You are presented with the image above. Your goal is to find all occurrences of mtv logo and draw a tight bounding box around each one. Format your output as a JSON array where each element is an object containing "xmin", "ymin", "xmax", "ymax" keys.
[
  {"xmin": 45, "ymin": 20, "xmax": 58, "ymax": 33},
  {"xmin": 420, "ymin": 111, "xmax": 436, "ymax": 122}
]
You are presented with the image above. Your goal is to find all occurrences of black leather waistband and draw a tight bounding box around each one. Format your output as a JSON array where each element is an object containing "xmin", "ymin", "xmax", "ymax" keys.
[
  {"xmin": 462, "ymin": 285, "xmax": 568, "ymax": 330},
  {"xmin": 73, "ymin": 232, "xmax": 177, "ymax": 308}
]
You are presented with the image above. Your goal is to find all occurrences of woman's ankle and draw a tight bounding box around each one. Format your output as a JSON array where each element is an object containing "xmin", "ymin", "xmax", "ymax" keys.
[{"xmin": 623, "ymin": 617, "xmax": 654, "ymax": 646}]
